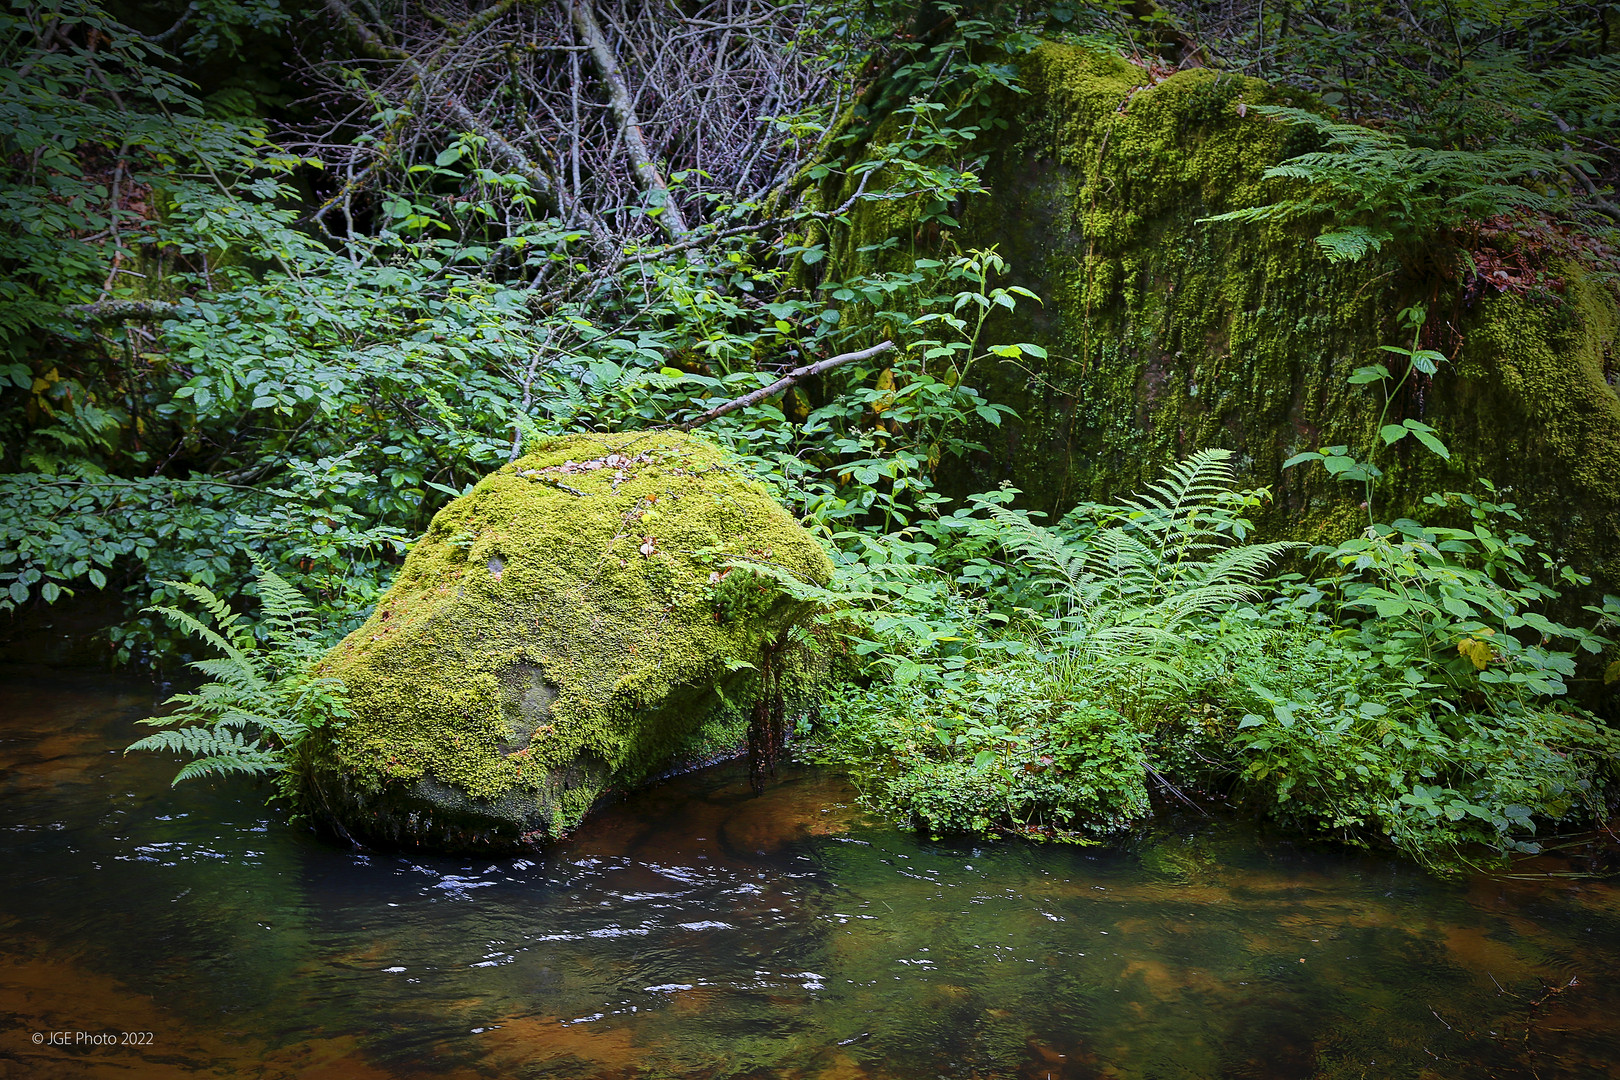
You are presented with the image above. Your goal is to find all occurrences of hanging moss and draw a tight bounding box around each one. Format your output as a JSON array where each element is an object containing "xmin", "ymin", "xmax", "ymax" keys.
[
  {"xmin": 824, "ymin": 41, "xmax": 1620, "ymax": 591},
  {"xmin": 314, "ymin": 430, "xmax": 834, "ymax": 850}
]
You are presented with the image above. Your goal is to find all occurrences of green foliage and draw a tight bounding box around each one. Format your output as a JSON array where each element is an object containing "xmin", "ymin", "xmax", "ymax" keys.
[
  {"xmin": 1172, "ymin": 0, "xmax": 1618, "ymax": 256},
  {"xmin": 1203, "ymin": 106, "xmax": 1582, "ymax": 262},
  {"xmin": 1215, "ymin": 580, "xmax": 1619, "ymax": 862},
  {"xmin": 6, "ymin": 0, "xmax": 1614, "ymax": 866},
  {"xmin": 808, "ymin": 449, "xmax": 1294, "ymax": 840},
  {"xmin": 127, "ymin": 555, "xmax": 348, "ymax": 811},
  {"xmin": 811, "ymin": 440, "xmax": 1618, "ymax": 865},
  {"xmin": 819, "ymin": 674, "xmax": 1151, "ymax": 840},
  {"xmin": 1, "ymin": 0, "xmax": 1052, "ymax": 664}
]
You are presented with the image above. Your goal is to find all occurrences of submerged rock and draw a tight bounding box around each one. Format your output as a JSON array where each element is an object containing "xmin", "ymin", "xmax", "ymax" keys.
[{"xmin": 312, "ymin": 431, "xmax": 833, "ymax": 850}]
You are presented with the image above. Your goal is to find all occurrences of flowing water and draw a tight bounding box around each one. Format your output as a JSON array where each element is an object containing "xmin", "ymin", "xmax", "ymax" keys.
[{"xmin": 3, "ymin": 662, "xmax": 1619, "ymax": 1079}]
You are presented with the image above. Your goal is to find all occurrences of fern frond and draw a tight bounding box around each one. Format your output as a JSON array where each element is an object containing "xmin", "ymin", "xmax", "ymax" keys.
[
  {"xmin": 145, "ymin": 604, "xmax": 251, "ymax": 667},
  {"xmin": 126, "ymin": 726, "xmax": 282, "ymax": 783},
  {"xmin": 128, "ymin": 560, "xmax": 345, "ymax": 797},
  {"xmin": 248, "ymin": 553, "xmax": 320, "ymax": 655},
  {"xmin": 1199, "ymin": 541, "xmax": 1301, "ymax": 585},
  {"xmin": 1316, "ymin": 226, "xmax": 1393, "ymax": 263},
  {"xmin": 1122, "ymin": 448, "xmax": 1236, "ymax": 522},
  {"xmin": 985, "ymin": 502, "xmax": 1095, "ymax": 608},
  {"xmin": 188, "ymin": 655, "xmax": 271, "ymax": 692},
  {"xmin": 172, "ymin": 750, "xmax": 283, "ymax": 783}
]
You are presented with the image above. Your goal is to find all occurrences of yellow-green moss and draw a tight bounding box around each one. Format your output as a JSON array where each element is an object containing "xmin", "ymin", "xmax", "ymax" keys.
[{"xmin": 317, "ymin": 430, "xmax": 834, "ymax": 846}]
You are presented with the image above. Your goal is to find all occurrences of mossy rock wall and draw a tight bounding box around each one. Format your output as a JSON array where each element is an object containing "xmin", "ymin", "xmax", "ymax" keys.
[
  {"xmin": 827, "ymin": 42, "xmax": 1620, "ymax": 590},
  {"xmin": 315, "ymin": 430, "xmax": 834, "ymax": 850}
]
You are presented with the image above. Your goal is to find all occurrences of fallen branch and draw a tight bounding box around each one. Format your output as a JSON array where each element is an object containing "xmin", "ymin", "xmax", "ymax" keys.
[
  {"xmin": 65, "ymin": 299, "xmax": 181, "ymax": 323},
  {"xmin": 568, "ymin": 0, "xmax": 690, "ymax": 239},
  {"xmin": 678, "ymin": 340, "xmax": 896, "ymax": 430},
  {"xmin": 322, "ymin": 0, "xmax": 560, "ymax": 215}
]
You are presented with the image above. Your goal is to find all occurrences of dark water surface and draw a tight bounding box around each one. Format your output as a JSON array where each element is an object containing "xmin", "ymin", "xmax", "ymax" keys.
[{"xmin": 3, "ymin": 664, "xmax": 1619, "ymax": 1079}]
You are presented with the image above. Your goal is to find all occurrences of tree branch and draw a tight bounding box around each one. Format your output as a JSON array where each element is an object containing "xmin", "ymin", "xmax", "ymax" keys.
[
  {"xmin": 678, "ymin": 340, "xmax": 896, "ymax": 430},
  {"xmin": 568, "ymin": 0, "xmax": 690, "ymax": 239},
  {"xmin": 65, "ymin": 299, "xmax": 181, "ymax": 324},
  {"xmin": 322, "ymin": 0, "xmax": 561, "ymax": 215}
]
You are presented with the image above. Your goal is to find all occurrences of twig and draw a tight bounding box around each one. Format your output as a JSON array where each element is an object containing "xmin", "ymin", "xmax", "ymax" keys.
[
  {"xmin": 569, "ymin": 0, "xmax": 690, "ymax": 239},
  {"xmin": 677, "ymin": 340, "xmax": 895, "ymax": 430}
]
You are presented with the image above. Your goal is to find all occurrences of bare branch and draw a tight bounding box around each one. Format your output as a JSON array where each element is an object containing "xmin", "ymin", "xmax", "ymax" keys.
[
  {"xmin": 568, "ymin": 0, "xmax": 690, "ymax": 239},
  {"xmin": 678, "ymin": 341, "xmax": 897, "ymax": 430}
]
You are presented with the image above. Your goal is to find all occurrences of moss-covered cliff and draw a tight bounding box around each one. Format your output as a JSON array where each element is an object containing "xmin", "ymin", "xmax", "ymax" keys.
[
  {"xmin": 315, "ymin": 430, "xmax": 834, "ymax": 849},
  {"xmin": 825, "ymin": 42, "xmax": 1620, "ymax": 590}
]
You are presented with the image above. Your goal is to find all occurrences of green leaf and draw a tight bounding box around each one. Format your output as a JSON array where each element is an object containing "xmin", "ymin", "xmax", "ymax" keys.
[
  {"xmin": 1409, "ymin": 427, "xmax": 1450, "ymax": 460},
  {"xmin": 1410, "ymin": 350, "xmax": 1445, "ymax": 376},
  {"xmin": 1348, "ymin": 364, "xmax": 1390, "ymax": 385},
  {"xmin": 1380, "ymin": 424, "xmax": 1409, "ymax": 445}
]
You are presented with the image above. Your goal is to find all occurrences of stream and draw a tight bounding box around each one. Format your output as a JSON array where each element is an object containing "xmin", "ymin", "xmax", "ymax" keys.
[{"xmin": 3, "ymin": 662, "xmax": 1618, "ymax": 1079}]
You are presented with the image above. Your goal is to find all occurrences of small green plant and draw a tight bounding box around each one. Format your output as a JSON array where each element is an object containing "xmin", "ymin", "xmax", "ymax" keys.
[
  {"xmin": 127, "ymin": 556, "xmax": 347, "ymax": 813},
  {"xmin": 1282, "ymin": 304, "xmax": 1448, "ymax": 523},
  {"xmin": 965, "ymin": 448, "xmax": 1296, "ymax": 704}
]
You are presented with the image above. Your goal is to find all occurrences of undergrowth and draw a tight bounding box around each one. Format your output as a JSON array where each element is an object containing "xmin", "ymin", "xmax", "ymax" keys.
[{"xmin": 804, "ymin": 449, "xmax": 1620, "ymax": 869}]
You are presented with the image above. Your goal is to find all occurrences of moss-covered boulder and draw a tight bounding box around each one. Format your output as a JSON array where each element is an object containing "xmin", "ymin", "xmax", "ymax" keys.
[
  {"xmin": 818, "ymin": 42, "xmax": 1620, "ymax": 594},
  {"xmin": 314, "ymin": 431, "xmax": 834, "ymax": 850}
]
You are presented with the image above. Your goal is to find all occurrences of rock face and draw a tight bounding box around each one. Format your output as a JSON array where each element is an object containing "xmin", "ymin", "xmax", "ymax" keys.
[
  {"xmin": 818, "ymin": 42, "xmax": 1620, "ymax": 594},
  {"xmin": 314, "ymin": 431, "xmax": 834, "ymax": 850}
]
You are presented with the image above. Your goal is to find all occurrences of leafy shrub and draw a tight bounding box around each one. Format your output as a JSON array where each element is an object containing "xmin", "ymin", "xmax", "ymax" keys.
[
  {"xmin": 811, "ymin": 445, "xmax": 1618, "ymax": 866},
  {"xmin": 809, "ymin": 449, "xmax": 1291, "ymax": 840}
]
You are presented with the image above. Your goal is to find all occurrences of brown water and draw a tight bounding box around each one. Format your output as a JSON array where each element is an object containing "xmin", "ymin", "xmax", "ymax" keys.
[{"xmin": 2, "ymin": 663, "xmax": 1618, "ymax": 1079}]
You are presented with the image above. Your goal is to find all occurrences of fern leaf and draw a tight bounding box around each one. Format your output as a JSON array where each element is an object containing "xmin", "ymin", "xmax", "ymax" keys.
[
  {"xmin": 1316, "ymin": 226, "xmax": 1393, "ymax": 263},
  {"xmin": 148, "ymin": 604, "xmax": 243, "ymax": 661},
  {"xmin": 172, "ymin": 750, "xmax": 283, "ymax": 783},
  {"xmin": 249, "ymin": 553, "xmax": 319, "ymax": 656}
]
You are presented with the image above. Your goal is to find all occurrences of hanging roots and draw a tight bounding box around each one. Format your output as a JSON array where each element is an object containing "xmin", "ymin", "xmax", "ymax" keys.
[{"xmin": 747, "ymin": 631, "xmax": 789, "ymax": 796}]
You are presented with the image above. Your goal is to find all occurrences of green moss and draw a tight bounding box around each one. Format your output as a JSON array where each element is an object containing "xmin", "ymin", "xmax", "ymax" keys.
[
  {"xmin": 317, "ymin": 430, "xmax": 834, "ymax": 847},
  {"xmin": 825, "ymin": 40, "xmax": 1620, "ymax": 594},
  {"xmin": 1443, "ymin": 275, "xmax": 1620, "ymax": 586}
]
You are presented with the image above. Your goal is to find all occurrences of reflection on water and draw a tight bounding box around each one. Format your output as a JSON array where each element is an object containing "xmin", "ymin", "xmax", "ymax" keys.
[{"xmin": 2, "ymin": 663, "xmax": 1618, "ymax": 1079}]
